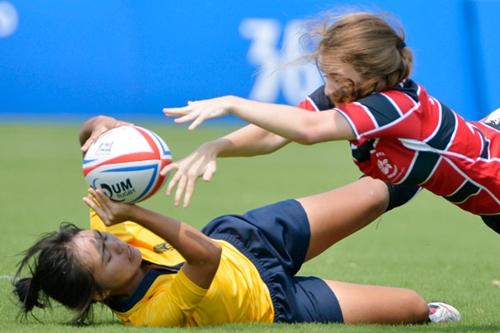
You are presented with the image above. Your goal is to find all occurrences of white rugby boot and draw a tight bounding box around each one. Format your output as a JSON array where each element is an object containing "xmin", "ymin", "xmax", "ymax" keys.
[{"xmin": 427, "ymin": 302, "xmax": 461, "ymax": 323}]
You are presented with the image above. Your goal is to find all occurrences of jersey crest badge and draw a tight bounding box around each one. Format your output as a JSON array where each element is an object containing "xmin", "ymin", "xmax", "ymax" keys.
[
  {"xmin": 376, "ymin": 152, "xmax": 399, "ymax": 179},
  {"xmin": 153, "ymin": 242, "xmax": 172, "ymax": 253}
]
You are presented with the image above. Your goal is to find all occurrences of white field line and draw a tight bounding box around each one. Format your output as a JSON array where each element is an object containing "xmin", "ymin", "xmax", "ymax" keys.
[{"xmin": 0, "ymin": 275, "xmax": 14, "ymax": 281}]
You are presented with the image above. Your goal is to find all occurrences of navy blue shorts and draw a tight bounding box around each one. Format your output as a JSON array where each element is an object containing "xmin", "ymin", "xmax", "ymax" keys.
[
  {"xmin": 202, "ymin": 199, "xmax": 344, "ymax": 323},
  {"xmin": 481, "ymin": 215, "xmax": 500, "ymax": 233}
]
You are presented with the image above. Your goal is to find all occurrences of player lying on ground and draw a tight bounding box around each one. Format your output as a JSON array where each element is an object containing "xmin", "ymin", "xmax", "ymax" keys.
[
  {"xmin": 13, "ymin": 177, "xmax": 460, "ymax": 326},
  {"xmin": 162, "ymin": 12, "xmax": 499, "ymax": 233}
]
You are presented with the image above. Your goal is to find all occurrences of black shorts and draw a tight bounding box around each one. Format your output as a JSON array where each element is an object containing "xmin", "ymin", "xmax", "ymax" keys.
[
  {"xmin": 202, "ymin": 199, "xmax": 343, "ymax": 323},
  {"xmin": 481, "ymin": 215, "xmax": 500, "ymax": 234},
  {"xmin": 480, "ymin": 113, "xmax": 500, "ymax": 233},
  {"xmin": 383, "ymin": 177, "xmax": 499, "ymax": 234}
]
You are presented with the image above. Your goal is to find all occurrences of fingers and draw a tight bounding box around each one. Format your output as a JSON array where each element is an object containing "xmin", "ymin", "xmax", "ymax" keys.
[
  {"xmin": 82, "ymin": 195, "xmax": 98, "ymax": 210},
  {"xmin": 183, "ymin": 177, "xmax": 196, "ymax": 208},
  {"xmin": 166, "ymin": 171, "xmax": 198, "ymax": 207},
  {"xmin": 83, "ymin": 188, "xmax": 109, "ymax": 223},
  {"xmin": 166, "ymin": 169, "xmax": 182, "ymax": 196},
  {"xmin": 84, "ymin": 187, "xmax": 99, "ymax": 204},
  {"xmin": 181, "ymin": 162, "xmax": 217, "ymax": 207},
  {"xmin": 187, "ymin": 114, "xmax": 207, "ymax": 130},
  {"xmin": 81, "ymin": 135, "xmax": 98, "ymax": 153},
  {"xmin": 163, "ymin": 101, "xmax": 215, "ymax": 130},
  {"xmin": 164, "ymin": 105, "xmax": 204, "ymax": 130},
  {"xmin": 173, "ymin": 111, "xmax": 200, "ymax": 125},
  {"xmin": 162, "ymin": 147, "xmax": 218, "ymax": 207},
  {"xmin": 81, "ymin": 128, "xmax": 107, "ymax": 153},
  {"xmin": 118, "ymin": 120, "xmax": 134, "ymax": 127},
  {"xmin": 174, "ymin": 175, "xmax": 188, "ymax": 207},
  {"xmin": 86, "ymin": 188, "xmax": 108, "ymax": 208},
  {"xmin": 160, "ymin": 162, "xmax": 176, "ymax": 177},
  {"xmin": 202, "ymin": 161, "xmax": 216, "ymax": 182},
  {"xmin": 93, "ymin": 187, "xmax": 111, "ymax": 204},
  {"xmin": 163, "ymin": 106, "xmax": 192, "ymax": 117}
]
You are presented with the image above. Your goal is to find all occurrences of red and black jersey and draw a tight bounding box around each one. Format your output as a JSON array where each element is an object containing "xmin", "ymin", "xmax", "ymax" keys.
[
  {"xmin": 299, "ymin": 80, "xmax": 499, "ymax": 216},
  {"xmin": 298, "ymin": 85, "xmax": 422, "ymax": 213}
]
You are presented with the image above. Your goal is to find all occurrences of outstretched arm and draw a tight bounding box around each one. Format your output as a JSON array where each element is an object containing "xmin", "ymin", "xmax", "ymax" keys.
[
  {"xmin": 164, "ymin": 96, "xmax": 355, "ymax": 144},
  {"xmin": 83, "ymin": 188, "xmax": 222, "ymax": 289},
  {"xmin": 161, "ymin": 124, "xmax": 289, "ymax": 207},
  {"xmin": 215, "ymin": 124, "xmax": 290, "ymax": 157}
]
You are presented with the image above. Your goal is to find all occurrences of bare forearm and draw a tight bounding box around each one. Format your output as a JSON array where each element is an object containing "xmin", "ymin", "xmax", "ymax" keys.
[
  {"xmin": 84, "ymin": 187, "xmax": 220, "ymax": 288},
  {"xmin": 127, "ymin": 205, "xmax": 221, "ymax": 265},
  {"xmin": 206, "ymin": 124, "xmax": 289, "ymax": 158},
  {"xmin": 227, "ymin": 97, "xmax": 354, "ymax": 143}
]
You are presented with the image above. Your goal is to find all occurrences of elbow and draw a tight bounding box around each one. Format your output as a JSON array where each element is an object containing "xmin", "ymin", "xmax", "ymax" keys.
[
  {"xmin": 208, "ymin": 241, "xmax": 222, "ymax": 265},
  {"xmin": 200, "ymin": 242, "xmax": 222, "ymax": 280},
  {"xmin": 289, "ymin": 117, "xmax": 330, "ymax": 145},
  {"xmin": 292, "ymin": 129, "xmax": 323, "ymax": 145},
  {"xmin": 289, "ymin": 111, "xmax": 342, "ymax": 144},
  {"xmin": 197, "ymin": 240, "xmax": 222, "ymax": 267}
]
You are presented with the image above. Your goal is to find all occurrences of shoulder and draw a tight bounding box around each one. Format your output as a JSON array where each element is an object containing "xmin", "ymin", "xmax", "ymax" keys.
[
  {"xmin": 359, "ymin": 80, "xmax": 421, "ymax": 111},
  {"xmin": 298, "ymin": 85, "xmax": 334, "ymax": 111},
  {"xmin": 349, "ymin": 80, "xmax": 422, "ymax": 120}
]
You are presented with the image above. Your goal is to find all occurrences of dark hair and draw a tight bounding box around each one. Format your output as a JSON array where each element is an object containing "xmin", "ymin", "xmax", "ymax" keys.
[{"xmin": 13, "ymin": 223, "xmax": 104, "ymax": 325}]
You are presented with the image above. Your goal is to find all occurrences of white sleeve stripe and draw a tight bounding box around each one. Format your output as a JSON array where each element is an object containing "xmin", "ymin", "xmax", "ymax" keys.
[
  {"xmin": 380, "ymin": 92, "xmax": 404, "ymax": 117},
  {"xmin": 356, "ymin": 102, "xmax": 379, "ymax": 128},
  {"xmin": 423, "ymin": 97, "xmax": 442, "ymax": 142},
  {"xmin": 334, "ymin": 108, "xmax": 360, "ymax": 139},
  {"xmin": 362, "ymin": 101, "xmax": 421, "ymax": 137},
  {"xmin": 305, "ymin": 96, "xmax": 321, "ymax": 112}
]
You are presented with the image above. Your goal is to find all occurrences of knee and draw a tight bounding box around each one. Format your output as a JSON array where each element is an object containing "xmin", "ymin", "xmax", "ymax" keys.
[{"xmin": 361, "ymin": 178, "xmax": 390, "ymax": 214}]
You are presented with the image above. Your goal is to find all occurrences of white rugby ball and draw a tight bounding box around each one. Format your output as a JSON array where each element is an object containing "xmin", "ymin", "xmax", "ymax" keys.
[{"xmin": 82, "ymin": 125, "xmax": 172, "ymax": 203}]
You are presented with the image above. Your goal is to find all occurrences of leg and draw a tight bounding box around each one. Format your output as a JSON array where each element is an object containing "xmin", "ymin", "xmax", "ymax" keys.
[
  {"xmin": 297, "ymin": 177, "xmax": 389, "ymax": 261},
  {"xmin": 324, "ymin": 280, "xmax": 429, "ymax": 324}
]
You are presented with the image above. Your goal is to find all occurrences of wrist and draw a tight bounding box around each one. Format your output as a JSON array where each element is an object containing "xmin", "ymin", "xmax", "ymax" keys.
[
  {"xmin": 124, "ymin": 204, "xmax": 140, "ymax": 222},
  {"xmin": 224, "ymin": 95, "xmax": 242, "ymax": 114},
  {"xmin": 200, "ymin": 139, "xmax": 227, "ymax": 156}
]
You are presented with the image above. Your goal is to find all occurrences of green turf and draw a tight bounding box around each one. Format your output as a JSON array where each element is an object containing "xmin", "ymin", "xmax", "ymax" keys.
[{"xmin": 0, "ymin": 123, "xmax": 498, "ymax": 333}]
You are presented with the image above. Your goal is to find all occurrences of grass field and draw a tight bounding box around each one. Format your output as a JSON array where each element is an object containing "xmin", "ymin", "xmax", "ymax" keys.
[{"xmin": 0, "ymin": 123, "xmax": 498, "ymax": 333}]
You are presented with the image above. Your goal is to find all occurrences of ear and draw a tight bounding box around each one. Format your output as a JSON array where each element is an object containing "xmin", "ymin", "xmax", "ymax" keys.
[{"xmin": 92, "ymin": 290, "xmax": 110, "ymax": 302}]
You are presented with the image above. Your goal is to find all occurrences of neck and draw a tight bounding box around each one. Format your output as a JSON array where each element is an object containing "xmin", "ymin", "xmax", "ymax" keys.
[{"xmin": 108, "ymin": 263, "xmax": 149, "ymax": 298}]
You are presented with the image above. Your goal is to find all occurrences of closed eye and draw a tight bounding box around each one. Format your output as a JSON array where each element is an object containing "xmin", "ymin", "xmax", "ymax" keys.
[{"xmin": 96, "ymin": 231, "xmax": 112, "ymax": 264}]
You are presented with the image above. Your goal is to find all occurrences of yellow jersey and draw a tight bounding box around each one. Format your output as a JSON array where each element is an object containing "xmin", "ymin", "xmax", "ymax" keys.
[{"xmin": 90, "ymin": 211, "xmax": 274, "ymax": 327}]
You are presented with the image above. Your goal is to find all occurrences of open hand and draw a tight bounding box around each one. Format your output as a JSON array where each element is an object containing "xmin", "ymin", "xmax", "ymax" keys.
[
  {"xmin": 160, "ymin": 143, "xmax": 217, "ymax": 207},
  {"xmin": 81, "ymin": 117, "xmax": 133, "ymax": 153},
  {"xmin": 163, "ymin": 96, "xmax": 238, "ymax": 130},
  {"xmin": 82, "ymin": 188, "xmax": 134, "ymax": 226}
]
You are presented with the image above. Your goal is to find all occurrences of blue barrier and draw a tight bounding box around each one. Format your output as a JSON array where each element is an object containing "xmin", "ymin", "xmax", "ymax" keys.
[{"xmin": 0, "ymin": 0, "xmax": 498, "ymax": 122}]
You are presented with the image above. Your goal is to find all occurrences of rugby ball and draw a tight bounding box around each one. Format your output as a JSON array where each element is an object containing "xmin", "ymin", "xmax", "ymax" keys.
[{"xmin": 82, "ymin": 125, "xmax": 172, "ymax": 203}]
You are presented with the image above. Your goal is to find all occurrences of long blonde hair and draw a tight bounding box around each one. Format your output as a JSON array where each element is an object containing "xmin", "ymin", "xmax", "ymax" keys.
[{"xmin": 313, "ymin": 12, "xmax": 413, "ymax": 102}]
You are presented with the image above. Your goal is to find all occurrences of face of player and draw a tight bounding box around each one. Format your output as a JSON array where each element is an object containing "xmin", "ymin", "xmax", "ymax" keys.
[
  {"xmin": 72, "ymin": 230, "xmax": 144, "ymax": 299},
  {"xmin": 318, "ymin": 55, "xmax": 362, "ymax": 104}
]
